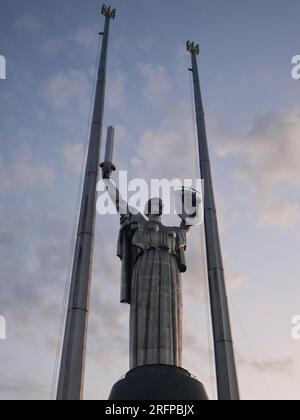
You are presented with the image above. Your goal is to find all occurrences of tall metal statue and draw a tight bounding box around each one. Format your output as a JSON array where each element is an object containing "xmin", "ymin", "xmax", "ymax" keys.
[
  {"xmin": 101, "ymin": 152, "xmax": 207, "ymax": 400},
  {"xmin": 101, "ymin": 177, "xmax": 189, "ymax": 369}
]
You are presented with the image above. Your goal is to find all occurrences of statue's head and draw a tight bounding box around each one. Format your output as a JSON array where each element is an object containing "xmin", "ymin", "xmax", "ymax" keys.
[{"xmin": 144, "ymin": 197, "xmax": 163, "ymax": 217}]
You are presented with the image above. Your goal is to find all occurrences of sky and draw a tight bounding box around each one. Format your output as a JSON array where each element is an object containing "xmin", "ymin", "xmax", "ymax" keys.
[{"xmin": 0, "ymin": 0, "xmax": 300, "ymax": 400}]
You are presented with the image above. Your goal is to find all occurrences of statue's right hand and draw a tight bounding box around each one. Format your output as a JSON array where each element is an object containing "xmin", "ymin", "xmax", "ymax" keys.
[{"xmin": 100, "ymin": 161, "xmax": 116, "ymax": 179}]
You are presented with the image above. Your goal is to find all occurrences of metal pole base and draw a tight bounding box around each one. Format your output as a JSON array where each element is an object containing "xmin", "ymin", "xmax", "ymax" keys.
[{"xmin": 108, "ymin": 364, "xmax": 209, "ymax": 401}]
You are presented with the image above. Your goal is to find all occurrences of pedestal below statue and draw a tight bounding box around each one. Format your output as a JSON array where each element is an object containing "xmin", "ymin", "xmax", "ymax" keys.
[{"xmin": 109, "ymin": 364, "xmax": 208, "ymax": 401}]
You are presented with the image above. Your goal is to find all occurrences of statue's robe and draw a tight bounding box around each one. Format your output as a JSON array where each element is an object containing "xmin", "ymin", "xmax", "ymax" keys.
[{"xmin": 117, "ymin": 213, "xmax": 187, "ymax": 369}]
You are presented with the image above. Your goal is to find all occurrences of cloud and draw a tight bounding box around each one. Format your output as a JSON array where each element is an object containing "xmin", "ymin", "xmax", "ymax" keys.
[
  {"xmin": 132, "ymin": 119, "xmax": 197, "ymax": 180},
  {"xmin": 238, "ymin": 355, "xmax": 295, "ymax": 376},
  {"xmin": 0, "ymin": 375, "xmax": 48, "ymax": 400},
  {"xmin": 42, "ymin": 70, "xmax": 91, "ymax": 112},
  {"xmin": 0, "ymin": 144, "xmax": 54, "ymax": 193},
  {"xmin": 63, "ymin": 143, "xmax": 85, "ymax": 174},
  {"xmin": 0, "ymin": 156, "xmax": 10, "ymax": 192},
  {"xmin": 41, "ymin": 25, "xmax": 99, "ymax": 59},
  {"xmin": 0, "ymin": 151, "xmax": 84, "ymax": 393},
  {"xmin": 258, "ymin": 200, "xmax": 300, "ymax": 229},
  {"xmin": 0, "ymin": 211, "xmax": 69, "ymax": 316},
  {"xmin": 229, "ymin": 273, "xmax": 247, "ymax": 290},
  {"xmin": 214, "ymin": 110, "xmax": 300, "ymax": 229},
  {"xmin": 72, "ymin": 25, "xmax": 99, "ymax": 49},
  {"xmin": 41, "ymin": 38, "xmax": 67, "ymax": 59},
  {"xmin": 107, "ymin": 70, "xmax": 127, "ymax": 110},
  {"xmin": 15, "ymin": 14, "xmax": 44, "ymax": 33},
  {"xmin": 139, "ymin": 63, "xmax": 173, "ymax": 107},
  {"xmin": 12, "ymin": 146, "xmax": 54, "ymax": 189}
]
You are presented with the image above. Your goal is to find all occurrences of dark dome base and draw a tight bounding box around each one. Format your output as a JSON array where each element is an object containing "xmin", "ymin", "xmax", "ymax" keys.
[{"xmin": 109, "ymin": 364, "xmax": 209, "ymax": 401}]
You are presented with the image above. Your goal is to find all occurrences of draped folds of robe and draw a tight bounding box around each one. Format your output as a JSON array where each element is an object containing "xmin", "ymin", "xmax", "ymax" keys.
[{"xmin": 117, "ymin": 212, "xmax": 188, "ymax": 369}]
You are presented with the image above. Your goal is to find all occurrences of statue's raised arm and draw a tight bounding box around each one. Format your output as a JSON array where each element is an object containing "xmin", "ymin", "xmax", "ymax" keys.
[{"xmin": 100, "ymin": 161, "xmax": 135, "ymax": 216}]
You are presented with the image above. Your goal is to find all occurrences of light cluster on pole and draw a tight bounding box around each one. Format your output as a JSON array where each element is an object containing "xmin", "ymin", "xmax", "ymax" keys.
[
  {"xmin": 186, "ymin": 41, "xmax": 200, "ymax": 55},
  {"xmin": 102, "ymin": 4, "xmax": 116, "ymax": 19}
]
